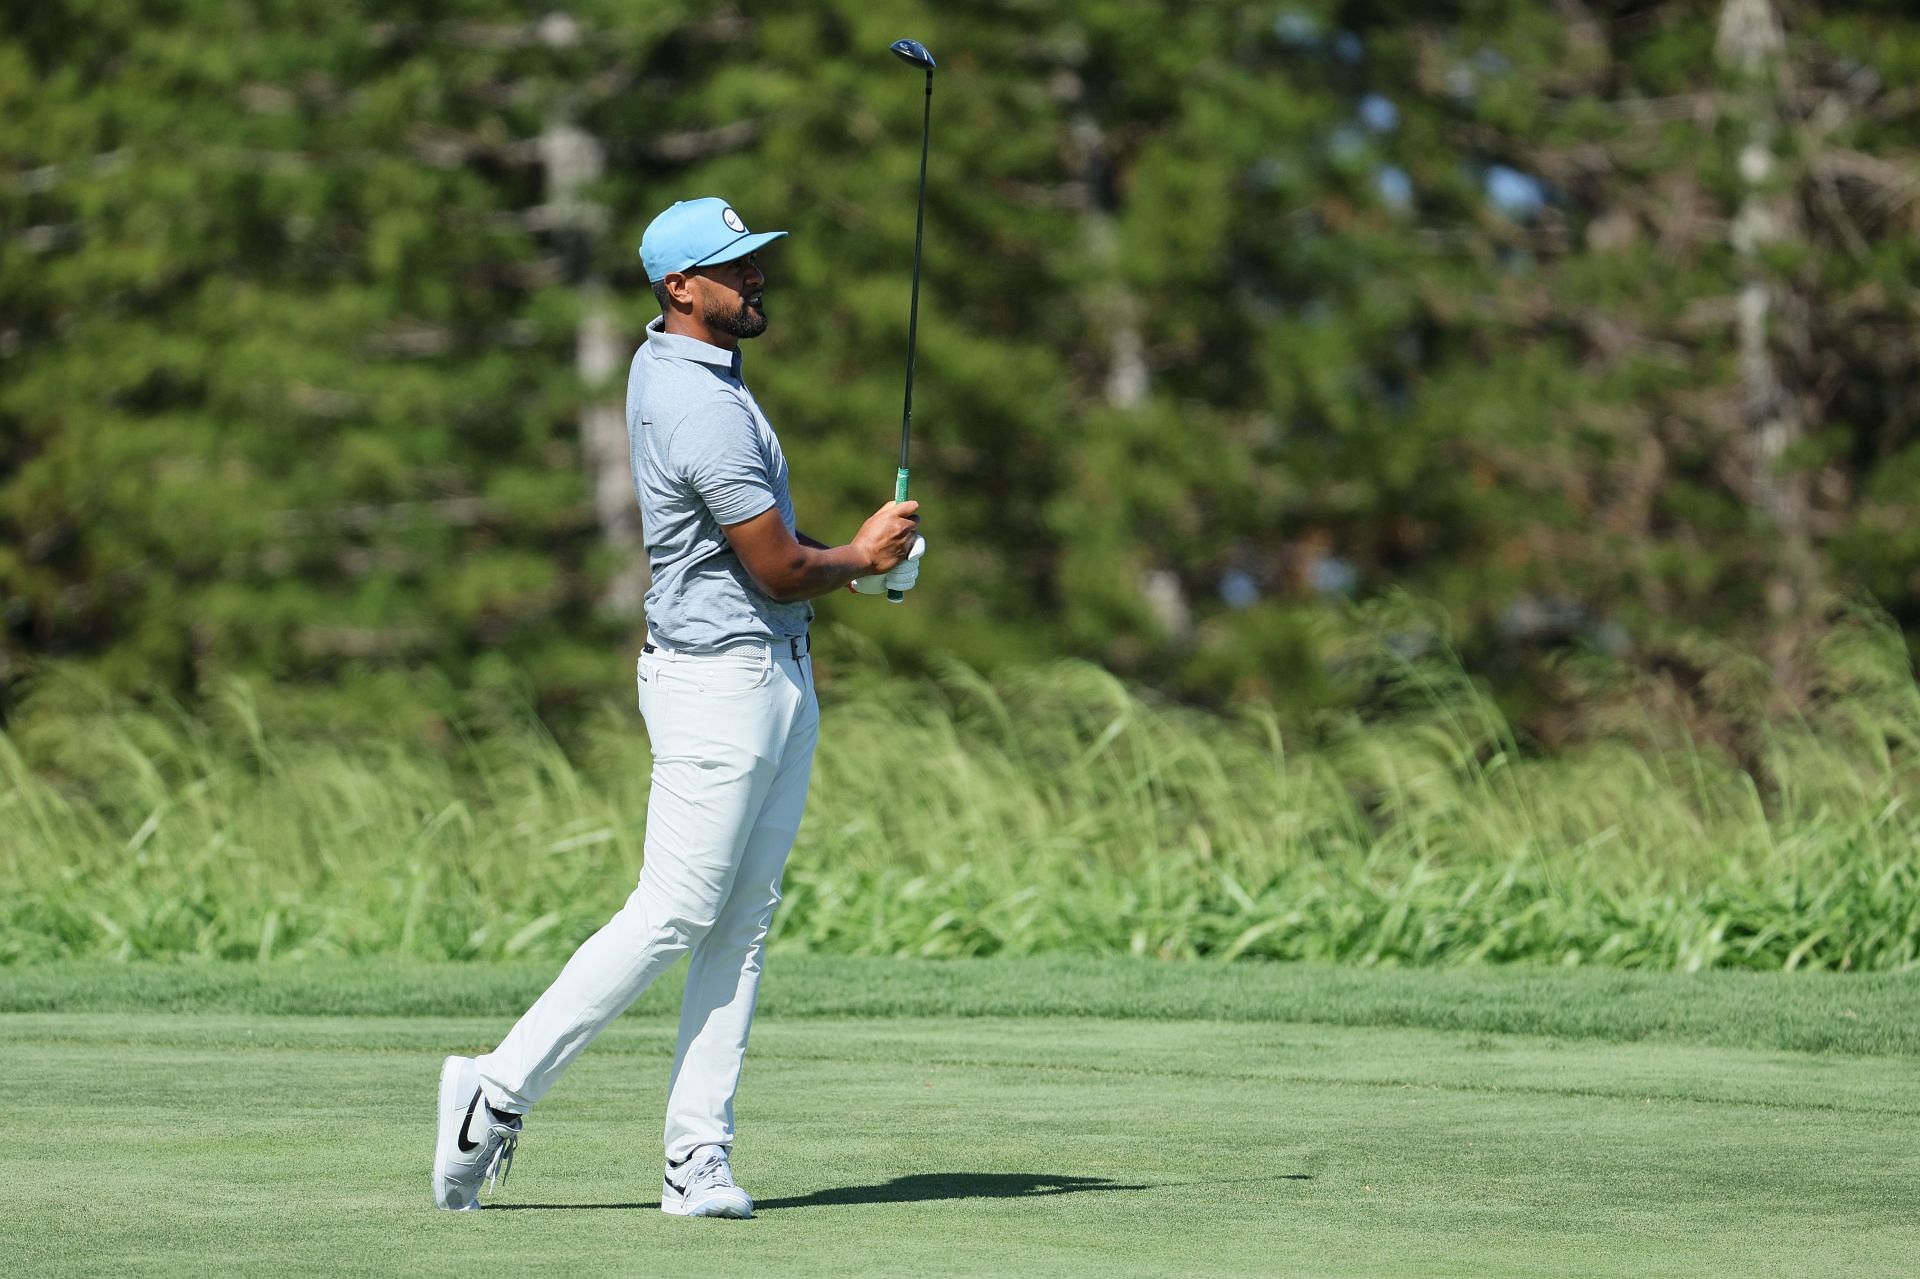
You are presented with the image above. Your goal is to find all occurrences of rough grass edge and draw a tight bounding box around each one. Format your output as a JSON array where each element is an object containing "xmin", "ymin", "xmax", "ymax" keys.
[{"xmin": 3, "ymin": 956, "xmax": 1914, "ymax": 1057}]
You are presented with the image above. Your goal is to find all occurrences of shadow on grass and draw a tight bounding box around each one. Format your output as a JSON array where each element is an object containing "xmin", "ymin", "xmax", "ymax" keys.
[
  {"xmin": 756, "ymin": 1171, "xmax": 1151, "ymax": 1210},
  {"xmin": 491, "ymin": 1170, "xmax": 1311, "ymax": 1213}
]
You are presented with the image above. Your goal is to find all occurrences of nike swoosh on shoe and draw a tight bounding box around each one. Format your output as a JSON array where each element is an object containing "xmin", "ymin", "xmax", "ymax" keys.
[{"xmin": 457, "ymin": 1090, "xmax": 483, "ymax": 1153}]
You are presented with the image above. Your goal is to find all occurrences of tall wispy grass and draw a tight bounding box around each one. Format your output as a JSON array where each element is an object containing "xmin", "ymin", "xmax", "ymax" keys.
[{"xmin": 5, "ymin": 609, "xmax": 1917, "ymax": 970}]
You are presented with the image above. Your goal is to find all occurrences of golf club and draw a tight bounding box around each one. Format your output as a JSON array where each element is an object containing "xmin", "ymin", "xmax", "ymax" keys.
[{"xmin": 886, "ymin": 36, "xmax": 935, "ymax": 603}]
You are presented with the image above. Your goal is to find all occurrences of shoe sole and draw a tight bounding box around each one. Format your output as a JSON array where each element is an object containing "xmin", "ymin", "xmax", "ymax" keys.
[
  {"xmin": 433, "ymin": 1056, "xmax": 480, "ymax": 1212},
  {"xmin": 661, "ymin": 1187, "xmax": 754, "ymax": 1219}
]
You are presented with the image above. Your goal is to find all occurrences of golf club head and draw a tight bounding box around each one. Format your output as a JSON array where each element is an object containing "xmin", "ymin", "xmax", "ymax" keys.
[{"xmin": 890, "ymin": 38, "xmax": 936, "ymax": 71}]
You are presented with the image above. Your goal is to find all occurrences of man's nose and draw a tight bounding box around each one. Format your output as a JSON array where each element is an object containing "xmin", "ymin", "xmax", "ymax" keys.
[{"xmin": 744, "ymin": 263, "xmax": 765, "ymax": 289}]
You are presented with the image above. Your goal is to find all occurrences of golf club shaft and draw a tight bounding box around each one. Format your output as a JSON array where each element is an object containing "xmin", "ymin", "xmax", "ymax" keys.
[{"xmin": 889, "ymin": 67, "xmax": 932, "ymax": 603}]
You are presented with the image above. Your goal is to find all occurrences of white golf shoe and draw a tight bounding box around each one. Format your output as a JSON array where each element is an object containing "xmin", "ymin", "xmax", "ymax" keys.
[
  {"xmin": 661, "ymin": 1145, "xmax": 754, "ymax": 1218},
  {"xmin": 432, "ymin": 1055, "xmax": 522, "ymax": 1211}
]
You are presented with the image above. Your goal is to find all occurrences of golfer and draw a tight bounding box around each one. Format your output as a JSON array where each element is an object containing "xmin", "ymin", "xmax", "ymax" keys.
[{"xmin": 433, "ymin": 197, "xmax": 926, "ymax": 1218}]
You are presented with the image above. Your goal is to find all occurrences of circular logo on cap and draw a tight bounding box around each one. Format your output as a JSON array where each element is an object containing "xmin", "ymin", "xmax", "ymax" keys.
[{"xmin": 721, "ymin": 207, "xmax": 746, "ymax": 233}]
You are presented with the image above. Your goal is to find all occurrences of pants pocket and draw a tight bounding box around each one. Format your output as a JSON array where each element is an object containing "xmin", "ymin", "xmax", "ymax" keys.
[
  {"xmin": 642, "ymin": 649, "xmax": 773, "ymax": 697},
  {"xmin": 694, "ymin": 652, "xmax": 774, "ymax": 695}
]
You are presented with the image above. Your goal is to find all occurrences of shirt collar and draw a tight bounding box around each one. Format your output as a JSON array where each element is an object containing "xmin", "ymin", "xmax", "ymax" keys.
[{"xmin": 645, "ymin": 316, "xmax": 741, "ymax": 375}]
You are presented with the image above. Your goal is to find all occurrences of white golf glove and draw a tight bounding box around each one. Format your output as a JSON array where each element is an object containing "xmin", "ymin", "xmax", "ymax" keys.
[{"xmin": 851, "ymin": 535, "xmax": 927, "ymax": 595}]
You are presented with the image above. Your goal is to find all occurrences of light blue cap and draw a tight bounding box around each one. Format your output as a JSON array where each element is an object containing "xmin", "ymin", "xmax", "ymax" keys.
[{"xmin": 640, "ymin": 197, "xmax": 787, "ymax": 282}]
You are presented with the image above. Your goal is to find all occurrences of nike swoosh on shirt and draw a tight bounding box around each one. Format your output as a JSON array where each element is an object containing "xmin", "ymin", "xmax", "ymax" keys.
[{"xmin": 457, "ymin": 1089, "xmax": 483, "ymax": 1153}]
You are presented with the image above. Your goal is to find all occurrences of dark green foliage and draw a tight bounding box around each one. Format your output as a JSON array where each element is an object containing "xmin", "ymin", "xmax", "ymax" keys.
[{"xmin": 4, "ymin": 2, "xmax": 1919, "ymax": 715}]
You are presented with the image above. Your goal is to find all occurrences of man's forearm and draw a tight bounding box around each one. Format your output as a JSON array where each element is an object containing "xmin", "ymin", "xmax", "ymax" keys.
[
  {"xmin": 767, "ymin": 541, "xmax": 871, "ymax": 601},
  {"xmin": 773, "ymin": 528, "xmax": 874, "ymax": 600},
  {"xmin": 725, "ymin": 505, "xmax": 915, "ymax": 604}
]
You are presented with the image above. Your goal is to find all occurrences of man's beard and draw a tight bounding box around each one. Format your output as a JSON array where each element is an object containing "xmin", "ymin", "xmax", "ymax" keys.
[{"xmin": 706, "ymin": 294, "xmax": 767, "ymax": 340}]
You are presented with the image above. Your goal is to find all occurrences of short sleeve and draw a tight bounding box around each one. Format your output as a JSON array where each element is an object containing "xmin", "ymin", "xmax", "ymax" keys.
[{"xmin": 664, "ymin": 398, "xmax": 777, "ymax": 527}]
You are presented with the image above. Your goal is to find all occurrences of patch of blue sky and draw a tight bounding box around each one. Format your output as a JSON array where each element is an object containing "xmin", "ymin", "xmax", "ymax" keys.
[
  {"xmin": 1358, "ymin": 93, "xmax": 1399, "ymax": 133},
  {"xmin": 1485, "ymin": 165, "xmax": 1545, "ymax": 219},
  {"xmin": 1375, "ymin": 165, "xmax": 1413, "ymax": 210},
  {"xmin": 1272, "ymin": 8, "xmax": 1320, "ymax": 47},
  {"xmin": 1309, "ymin": 556, "xmax": 1358, "ymax": 597},
  {"xmin": 1219, "ymin": 569, "xmax": 1260, "ymax": 609}
]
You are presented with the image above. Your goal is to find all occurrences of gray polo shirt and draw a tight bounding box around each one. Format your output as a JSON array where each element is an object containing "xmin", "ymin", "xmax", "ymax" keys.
[{"xmin": 627, "ymin": 317, "xmax": 812, "ymax": 652}]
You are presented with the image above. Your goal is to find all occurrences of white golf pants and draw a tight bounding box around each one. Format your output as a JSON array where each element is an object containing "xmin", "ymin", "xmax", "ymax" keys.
[{"xmin": 475, "ymin": 639, "xmax": 819, "ymax": 1161}]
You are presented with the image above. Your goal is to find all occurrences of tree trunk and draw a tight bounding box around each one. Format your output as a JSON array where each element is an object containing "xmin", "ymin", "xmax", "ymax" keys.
[
  {"xmin": 1065, "ymin": 110, "xmax": 1148, "ymax": 412},
  {"xmin": 540, "ymin": 108, "xmax": 648, "ymax": 619},
  {"xmin": 1062, "ymin": 61, "xmax": 1190, "ymax": 644},
  {"xmin": 578, "ymin": 286, "xmax": 647, "ymax": 618},
  {"xmin": 1716, "ymin": 0, "xmax": 1818, "ymax": 630}
]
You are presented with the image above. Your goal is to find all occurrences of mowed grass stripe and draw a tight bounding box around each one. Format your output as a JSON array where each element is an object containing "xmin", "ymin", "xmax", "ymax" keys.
[
  {"xmin": 3, "ymin": 1007, "xmax": 1916, "ymax": 1277},
  {"xmin": 5, "ymin": 956, "xmax": 1915, "ymax": 1055},
  {"xmin": 9, "ymin": 1012, "xmax": 1916, "ymax": 1118}
]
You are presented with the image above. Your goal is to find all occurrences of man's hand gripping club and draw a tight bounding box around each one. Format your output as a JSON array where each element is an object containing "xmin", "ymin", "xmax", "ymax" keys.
[
  {"xmin": 851, "ymin": 500, "xmax": 927, "ymax": 596},
  {"xmin": 851, "ymin": 517, "xmax": 927, "ymax": 597}
]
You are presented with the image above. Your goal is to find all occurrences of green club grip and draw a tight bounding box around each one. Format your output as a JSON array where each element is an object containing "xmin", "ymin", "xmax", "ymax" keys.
[{"xmin": 887, "ymin": 469, "xmax": 909, "ymax": 603}]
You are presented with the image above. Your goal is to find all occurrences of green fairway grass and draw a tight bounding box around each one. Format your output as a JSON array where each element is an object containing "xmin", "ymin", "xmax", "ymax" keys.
[{"xmin": 4, "ymin": 960, "xmax": 1917, "ymax": 1276}]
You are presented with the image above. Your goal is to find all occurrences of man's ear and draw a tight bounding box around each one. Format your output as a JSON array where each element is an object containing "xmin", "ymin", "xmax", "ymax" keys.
[{"xmin": 663, "ymin": 272, "xmax": 698, "ymax": 310}]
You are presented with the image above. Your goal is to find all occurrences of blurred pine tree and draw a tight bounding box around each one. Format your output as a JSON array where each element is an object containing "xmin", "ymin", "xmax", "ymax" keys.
[{"xmin": 3, "ymin": 1, "xmax": 1916, "ymax": 722}]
